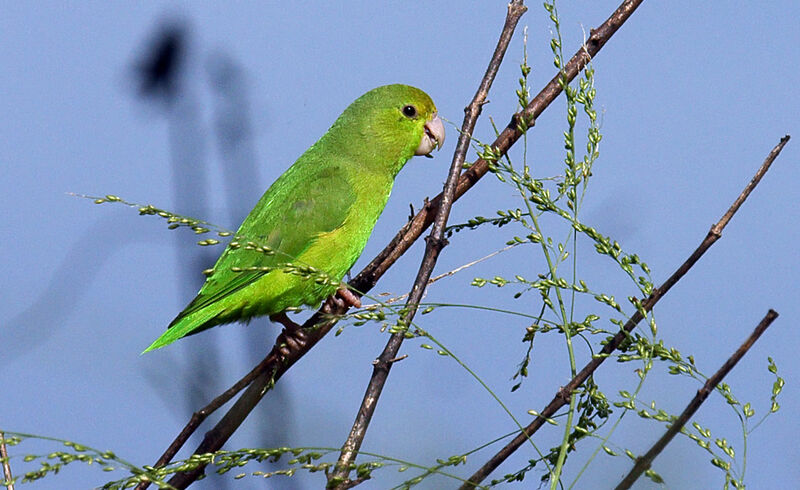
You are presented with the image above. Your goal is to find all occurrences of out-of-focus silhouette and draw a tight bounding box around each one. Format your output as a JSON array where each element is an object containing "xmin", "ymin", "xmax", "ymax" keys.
[
  {"xmin": 136, "ymin": 22, "xmax": 185, "ymax": 100},
  {"xmin": 133, "ymin": 18, "xmax": 298, "ymax": 489}
]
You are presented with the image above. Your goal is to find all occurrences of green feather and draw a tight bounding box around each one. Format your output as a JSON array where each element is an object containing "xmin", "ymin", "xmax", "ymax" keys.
[{"xmin": 144, "ymin": 84, "xmax": 442, "ymax": 352}]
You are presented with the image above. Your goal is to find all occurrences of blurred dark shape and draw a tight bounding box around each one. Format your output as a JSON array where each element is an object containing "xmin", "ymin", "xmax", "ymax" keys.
[
  {"xmin": 207, "ymin": 52, "xmax": 262, "ymax": 223},
  {"xmin": 206, "ymin": 52, "xmax": 301, "ymax": 490},
  {"xmin": 132, "ymin": 19, "xmax": 298, "ymax": 489},
  {"xmin": 136, "ymin": 22, "xmax": 187, "ymax": 100},
  {"xmin": 134, "ymin": 19, "xmax": 227, "ymax": 489}
]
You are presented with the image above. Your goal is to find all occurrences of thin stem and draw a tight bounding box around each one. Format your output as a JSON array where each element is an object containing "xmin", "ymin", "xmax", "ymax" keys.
[
  {"xmin": 615, "ymin": 310, "xmax": 779, "ymax": 489},
  {"xmin": 142, "ymin": 0, "xmax": 644, "ymax": 485},
  {"xmin": 136, "ymin": 353, "xmax": 276, "ymax": 487},
  {"xmin": 329, "ymin": 2, "xmax": 528, "ymax": 487},
  {"xmin": 513, "ymin": 169, "xmax": 577, "ymax": 488},
  {"xmin": 461, "ymin": 135, "xmax": 789, "ymax": 488},
  {"xmin": 383, "ymin": 243, "xmax": 520, "ymax": 304},
  {"xmin": 420, "ymin": 331, "xmax": 550, "ymax": 466},
  {"xmin": 0, "ymin": 431, "xmax": 13, "ymax": 490},
  {"xmin": 568, "ymin": 359, "xmax": 647, "ymax": 488}
]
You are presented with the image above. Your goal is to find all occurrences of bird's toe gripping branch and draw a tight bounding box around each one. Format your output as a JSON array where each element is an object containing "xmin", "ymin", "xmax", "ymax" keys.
[
  {"xmin": 336, "ymin": 285, "xmax": 362, "ymax": 309},
  {"xmin": 272, "ymin": 285, "xmax": 360, "ymax": 334},
  {"xmin": 322, "ymin": 285, "xmax": 362, "ymax": 314}
]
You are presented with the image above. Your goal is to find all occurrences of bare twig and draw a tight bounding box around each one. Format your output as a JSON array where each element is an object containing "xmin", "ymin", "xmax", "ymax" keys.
[
  {"xmin": 146, "ymin": 0, "xmax": 644, "ymax": 486},
  {"xmin": 350, "ymin": 0, "xmax": 645, "ymax": 294},
  {"xmin": 0, "ymin": 431, "xmax": 14, "ymax": 490},
  {"xmin": 138, "ymin": 352, "xmax": 278, "ymax": 480},
  {"xmin": 159, "ymin": 323, "xmax": 334, "ymax": 488},
  {"xmin": 460, "ymin": 136, "xmax": 790, "ymax": 488},
  {"xmin": 384, "ymin": 244, "xmax": 518, "ymax": 305},
  {"xmin": 615, "ymin": 309, "xmax": 779, "ymax": 489},
  {"xmin": 329, "ymin": 2, "xmax": 528, "ymax": 487}
]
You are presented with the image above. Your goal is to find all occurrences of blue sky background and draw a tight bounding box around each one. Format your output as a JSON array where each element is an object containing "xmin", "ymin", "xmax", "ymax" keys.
[{"xmin": 2, "ymin": 2, "xmax": 799, "ymax": 489}]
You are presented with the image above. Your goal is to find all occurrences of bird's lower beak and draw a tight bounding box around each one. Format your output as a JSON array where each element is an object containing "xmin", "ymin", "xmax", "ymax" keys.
[{"xmin": 415, "ymin": 113, "xmax": 446, "ymax": 156}]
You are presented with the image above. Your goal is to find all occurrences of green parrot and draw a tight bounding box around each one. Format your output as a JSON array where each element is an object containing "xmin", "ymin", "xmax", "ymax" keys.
[{"xmin": 144, "ymin": 84, "xmax": 444, "ymax": 352}]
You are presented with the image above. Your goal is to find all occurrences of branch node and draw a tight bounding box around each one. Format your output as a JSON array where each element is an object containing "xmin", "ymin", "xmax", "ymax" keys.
[
  {"xmin": 387, "ymin": 354, "xmax": 408, "ymax": 364},
  {"xmin": 424, "ymin": 234, "xmax": 449, "ymax": 250}
]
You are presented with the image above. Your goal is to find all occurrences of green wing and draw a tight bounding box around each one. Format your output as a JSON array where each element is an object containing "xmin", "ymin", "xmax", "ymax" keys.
[
  {"xmin": 144, "ymin": 163, "xmax": 356, "ymax": 352},
  {"xmin": 188, "ymin": 164, "xmax": 354, "ymax": 313}
]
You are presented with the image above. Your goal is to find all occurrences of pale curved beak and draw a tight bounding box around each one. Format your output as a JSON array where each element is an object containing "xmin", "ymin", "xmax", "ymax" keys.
[{"xmin": 415, "ymin": 113, "xmax": 445, "ymax": 156}]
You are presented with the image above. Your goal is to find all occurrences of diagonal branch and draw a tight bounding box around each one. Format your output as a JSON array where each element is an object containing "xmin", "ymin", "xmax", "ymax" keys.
[
  {"xmin": 351, "ymin": 0, "xmax": 645, "ymax": 294},
  {"xmin": 615, "ymin": 309, "xmax": 779, "ymax": 490},
  {"xmin": 143, "ymin": 0, "xmax": 646, "ymax": 487},
  {"xmin": 141, "ymin": 353, "xmax": 277, "ymax": 474},
  {"xmin": 329, "ymin": 1, "xmax": 528, "ymax": 487},
  {"xmin": 460, "ymin": 135, "xmax": 790, "ymax": 488}
]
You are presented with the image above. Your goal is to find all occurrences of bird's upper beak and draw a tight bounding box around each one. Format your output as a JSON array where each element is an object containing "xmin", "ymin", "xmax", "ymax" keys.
[{"xmin": 415, "ymin": 113, "xmax": 445, "ymax": 156}]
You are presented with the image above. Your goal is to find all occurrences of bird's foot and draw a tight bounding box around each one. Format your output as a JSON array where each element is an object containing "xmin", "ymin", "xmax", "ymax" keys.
[
  {"xmin": 270, "ymin": 312, "xmax": 302, "ymax": 332},
  {"xmin": 322, "ymin": 285, "xmax": 362, "ymax": 314},
  {"xmin": 337, "ymin": 285, "xmax": 362, "ymax": 309},
  {"xmin": 276, "ymin": 316, "xmax": 312, "ymax": 358}
]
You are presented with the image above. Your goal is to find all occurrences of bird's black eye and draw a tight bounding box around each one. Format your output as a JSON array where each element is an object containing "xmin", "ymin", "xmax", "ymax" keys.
[{"xmin": 402, "ymin": 105, "xmax": 417, "ymax": 118}]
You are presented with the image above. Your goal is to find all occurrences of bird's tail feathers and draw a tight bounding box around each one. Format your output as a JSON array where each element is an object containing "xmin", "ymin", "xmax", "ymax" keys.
[{"xmin": 142, "ymin": 305, "xmax": 225, "ymax": 353}]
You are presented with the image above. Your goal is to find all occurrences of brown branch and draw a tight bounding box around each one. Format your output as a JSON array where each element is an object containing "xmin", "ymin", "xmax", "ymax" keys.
[
  {"xmin": 615, "ymin": 309, "xmax": 779, "ymax": 489},
  {"xmin": 0, "ymin": 431, "xmax": 13, "ymax": 490},
  {"xmin": 135, "ymin": 352, "xmax": 278, "ymax": 488},
  {"xmin": 460, "ymin": 135, "xmax": 790, "ymax": 488},
  {"xmin": 329, "ymin": 1, "xmax": 528, "ymax": 487},
  {"xmin": 351, "ymin": 0, "xmax": 644, "ymax": 294},
  {"xmin": 157, "ymin": 320, "xmax": 347, "ymax": 488},
  {"xmin": 143, "ymin": 0, "xmax": 646, "ymax": 486}
]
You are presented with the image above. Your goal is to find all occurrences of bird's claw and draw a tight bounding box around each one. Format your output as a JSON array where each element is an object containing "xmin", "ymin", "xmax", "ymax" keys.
[
  {"xmin": 336, "ymin": 286, "xmax": 362, "ymax": 309},
  {"xmin": 322, "ymin": 285, "xmax": 362, "ymax": 314}
]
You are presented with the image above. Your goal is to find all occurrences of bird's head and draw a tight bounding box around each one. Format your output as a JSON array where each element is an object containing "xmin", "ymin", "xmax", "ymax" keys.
[{"xmin": 337, "ymin": 84, "xmax": 445, "ymax": 171}]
